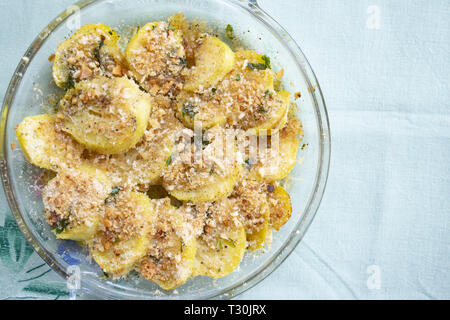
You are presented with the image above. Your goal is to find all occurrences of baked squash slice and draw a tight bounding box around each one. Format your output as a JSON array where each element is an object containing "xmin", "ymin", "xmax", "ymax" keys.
[
  {"xmin": 125, "ymin": 21, "xmax": 185, "ymax": 96},
  {"xmin": 16, "ymin": 113, "xmax": 84, "ymax": 171},
  {"xmin": 42, "ymin": 166, "xmax": 112, "ymax": 241},
  {"xmin": 192, "ymin": 199, "xmax": 247, "ymax": 278},
  {"xmin": 140, "ymin": 199, "xmax": 196, "ymax": 290},
  {"xmin": 59, "ymin": 76, "xmax": 152, "ymax": 154},
  {"xmin": 248, "ymin": 117, "xmax": 303, "ymax": 182},
  {"xmin": 184, "ymin": 36, "xmax": 235, "ymax": 92},
  {"xmin": 90, "ymin": 191, "xmax": 154, "ymax": 276},
  {"xmin": 53, "ymin": 24, "xmax": 126, "ymax": 88},
  {"xmin": 162, "ymin": 127, "xmax": 241, "ymax": 203},
  {"xmin": 267, "ymin": 185, "xmax": 292, "ymax": 231}
]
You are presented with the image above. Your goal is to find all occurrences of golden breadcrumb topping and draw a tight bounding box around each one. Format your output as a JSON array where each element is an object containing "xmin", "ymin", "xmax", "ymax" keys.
[
  {"xmin": 162, "ymin": 126, "xmax": 238, "ymax": 190},
  {"xmin": 59, "ymin": 27, "xmax": 125, "ymax": 83},
  {"xmin": 42, "ymin": 168, "xmax": 109, "ymax": 230},
  {"xmin": 126, "ymin": 22, "xmax": 186, "ymax": 97}
]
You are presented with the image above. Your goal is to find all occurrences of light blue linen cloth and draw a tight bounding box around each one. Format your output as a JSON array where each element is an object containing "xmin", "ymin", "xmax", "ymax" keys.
[{"xmin": 0, "ymin": 0, "xmax": 449, "ymax": 299}]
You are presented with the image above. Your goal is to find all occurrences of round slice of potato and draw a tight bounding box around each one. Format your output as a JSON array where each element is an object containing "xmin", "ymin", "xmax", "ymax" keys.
[
  {"xmin": 42, "ymin": 165, "xmax": 112, "ymax": 241},
  {"xmin": 184, "ymin": 36, "xmax": 235, "ymax": 92},
  {"xmin": 53, "ymin": 24, "xmax": 126, "ymax": 88},
  {"xmin": 267, "ymin": 185, "xmax": 292, "ymax": 231},
  {"xmin": 60, "ymin": 76, "xmax": 152, "ymax": 154},
  {"xmin": 15, "ymin": 114, "xmax": 84, "ymax": 171},
  {"xmin": 125, "ymin": 21, "xmax": 185, "ymax": 96},
  {"xmin": 140, "ymin": 199, "xmax": 197, "ymax": 290},
  {"xmin": 192, "ymin": 199, "xmax": 247, "ymax": 278},
  {"xmin": 90, "ymin": 191, "xmax": 154, "ymax": 276}
]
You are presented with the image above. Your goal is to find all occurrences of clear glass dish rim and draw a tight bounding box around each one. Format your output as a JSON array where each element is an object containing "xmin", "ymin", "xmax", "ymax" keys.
[{"xmin": 0, "ymin": 0, "xmax": 331, "ymax": 299}]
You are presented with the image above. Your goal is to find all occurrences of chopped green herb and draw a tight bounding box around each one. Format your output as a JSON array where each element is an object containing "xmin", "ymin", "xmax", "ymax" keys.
[
  {"xmin": 181, "ymin": 103, "xmax": 197, "ymax": 119},
  {"xmin": 66, "ymin": 73, "xmax": 75, "ymax": 89},
  {"xmin": 247, "ymin": 55, "xmax": 271, "ymax": 71},
  {"xmin": 301, "ymin": 143, "xmax": 309, "ymax": 150},
  {"xmin": 225, "ymin": 238, "xmax": 236, "ymax": 248},
  {"xmin": 257, "ymin": 104, "xmax": 268, "ymax": 113},
  {"xmin": 179, "ymin": 57, "xmax": 187, "ymax": 66},
  {"xmin": 247, "ymin": 62, "xmax": 267, "ymax": 70},
  {"xmin": 105, "ymin": 186, "xmax": 120, "ymax": 204},
  {"xmin": 100, "ymin": 272, "xmax": 110, "ymax": 279},
  {"xmin": 235, "ymin": 74, "xmax": 241, "ymax": 81},
  {"xmin": 94, "ymin": 35, "xmax": 105, "ymax": 64},
  {"xmin": 261, "ymin": 55, "xmax": 271, "ymax": 69},
  {"xmin": 264, "ymin": 89, "xmax": 273, "ymax": 98},
  {"xmin": 166, "ymin": 154, "xmax": 173, "ymax": 165},
  {"xmin": 202, "ymin": 136, "xmax": 210, "ymax": 146},
  {"xmin": 244, "ymin": 158, "xmax": 253, "ymax": 169},
  {"xmin": 168, "ymin": 24, "xmax": 175, "ymax": 31},
  {"xmin": 225, "ymin": 24, "xmax": 234, "ymax": 39},
  {"xmin": 216, "ymin": 239, "xmax": 223, "ymax": 250},
  {"xmin": 52, "ymin": 218, "xmax": 70, "ymax": 234},
  {"xmin": 211, "ymin": 87, "xmax": 217, "ymax": 93}
]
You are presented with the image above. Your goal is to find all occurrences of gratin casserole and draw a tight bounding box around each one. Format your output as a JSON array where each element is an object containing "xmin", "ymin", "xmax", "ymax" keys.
[{"xmin": 15, "ymin": 13, "xmax": 303, "ymax": 290}]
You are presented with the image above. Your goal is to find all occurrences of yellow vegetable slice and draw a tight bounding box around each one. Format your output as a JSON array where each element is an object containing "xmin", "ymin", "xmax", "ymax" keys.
[
  {"xmin": 193, "ymin": 199, "xmax": 247, "ymax": 278},
  {"xmin": 175, "ymin": 90, "xmax": 227, "ymax": 130},
  {"xmin": 42, "ymin": 166, "xmax": 112, "ymax": 241},
  {"xmin": 168, "ymin": 13, "xmax": 206, "ymax": 66},
  {"xmin": 248, "ymin": 117, "xmax": 303, "ymax": 182},
  {"xmin": 232, "ymin": 179, "xmax": 271, "ymax": 250},
  {"xmin": 140, "ymin": 199, "xmax": 196, "ymax": 290},
  {"xmin": 60, "ymin": 76, "xmax": 152, "ymax": 154},
  {"xmin": 53, "ymin": 24, "xmax": 126, "ymax": 88},
  {"xmin": 163, "ymin": 127, "xmax": 241, "ymax": 203},
  {"xmin": 184, "ymin": 36, "xmax": 235, "ymax": 92},
  {"xmin": 215, "ymin": 49, "xmax": 287, "ymax": 133},
  {"xmin": 125, "ymin": 21, "xmax": 185, "ymax": 96},
  {"xmin": 16, "ymin": 114, "xmax": 84, "ymax": 171},
  {"xmin": 249, "ymin": 90, "xmax": 290, "ymax": 135},
  {"xmin": 82, "ymin": 105, "xmax": 183, "ymax": 188},
  {"xmin": 267, "ymin": 185, "xmax": 292, "ymax": 231},
  {"xmin": 234, "ymin": 49, "xmax": 274, "ymax": 91},
  {"xmin": 90, "ymin": 191, "xmax": 154, "ymax": 276}
]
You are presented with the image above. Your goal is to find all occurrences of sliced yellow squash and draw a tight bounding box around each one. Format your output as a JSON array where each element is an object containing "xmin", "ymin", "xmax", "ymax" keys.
[
  {"xmin": 90, "ymin": 191, "xmax": 154, "ymax": 276},
  {"xmin": 125, "ymin": 21, "xmax": 185, "ymax": 96},
  {"xmin": 82, "ymin": 105, "xmax": 182, "ymax": 188},
  {"xmin": 248, "ymin": 117, "xmax": 303, "ymax": 182},
  {"xmin": 175, "ymin": 90, "xmax": 227, "ymax": 129},
  {"xmin": 267, "ymin": 185, "xmax": 292, "ymax": 231},
  {"xmin": 140, "ymin": 200, "xmax": 197, "ymax": 290},
  {"xmin": 16, "ymin": 114, "xmax": 84, "ymax": 171},
  {"xmin": 163, "ymin": 127, "xmax": 241, "ymax": 203},
  {"xmin": 60, "ymin": 76, "xmax": 152, "ymax": 154},
  {"xmin": 53, "ymin": 24, "xmax": 126, "ymax": 88},
  {"xmin": 193, "ymin": 199, "xmax": 246, "ymax": 278},
  {"xmin": 184, "ymin": 37, "xmax": 235, "ymax": 92},
  {"xmin": 42, "ymin": 165, "xmax": 112, "ymax": 241}
]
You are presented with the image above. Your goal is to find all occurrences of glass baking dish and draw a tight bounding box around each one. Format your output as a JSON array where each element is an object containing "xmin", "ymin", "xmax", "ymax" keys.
[{"xmin": 0, "ymin": 0, "xmax": 330, "ymax": 299}]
